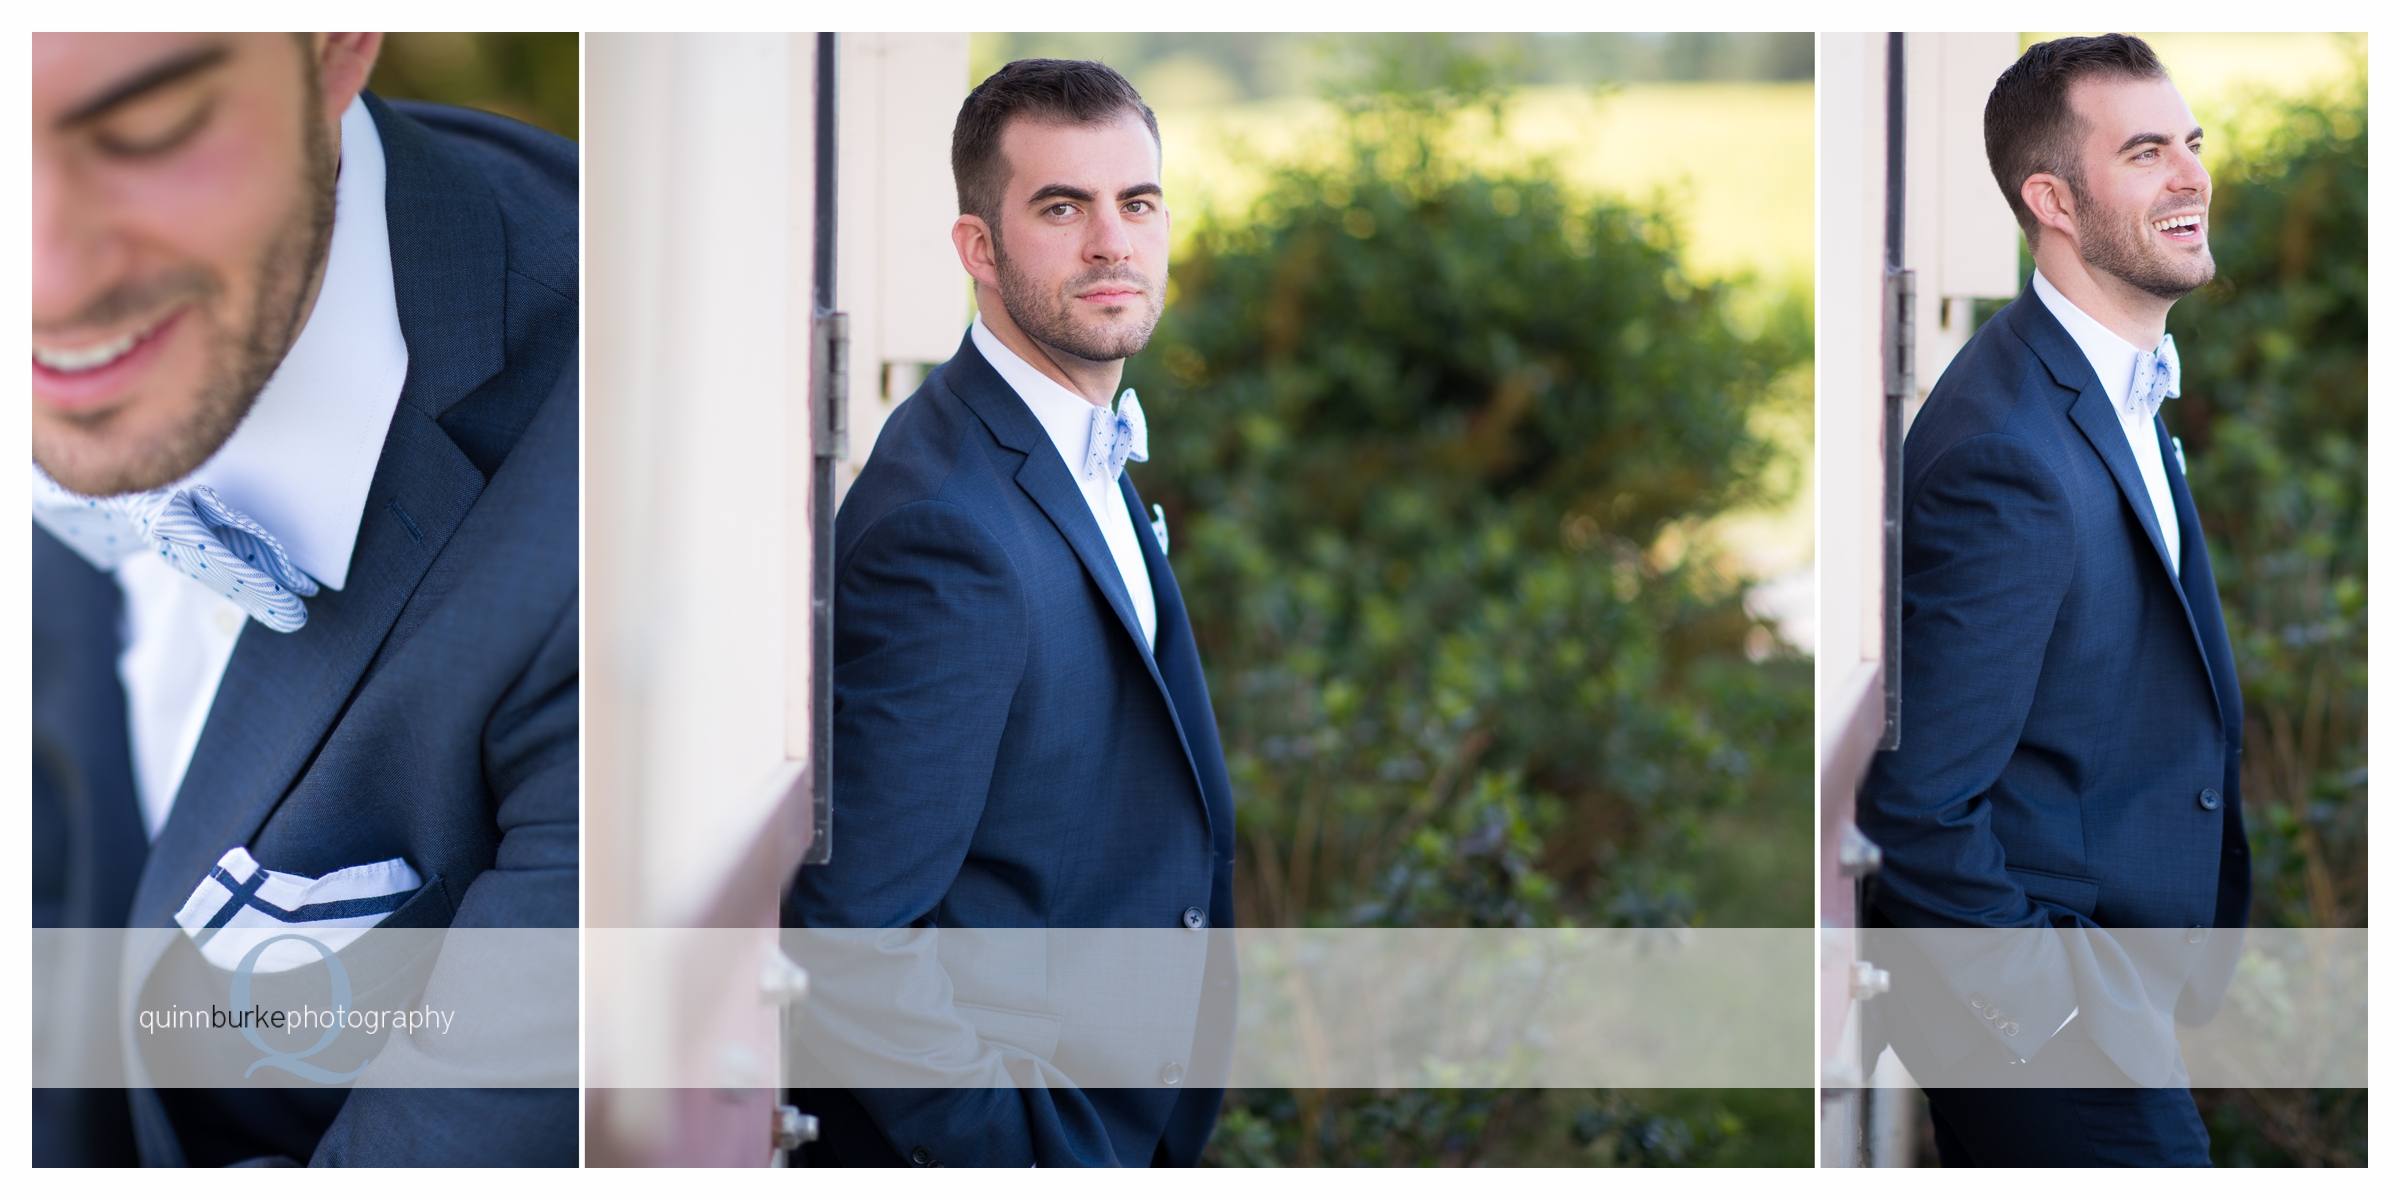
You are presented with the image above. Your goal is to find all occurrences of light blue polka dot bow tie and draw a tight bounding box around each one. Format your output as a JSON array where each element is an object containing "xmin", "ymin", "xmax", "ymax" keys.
[
  {"xmin": 31, "ymin": 465, "xmax": 318, "ymax": 632},
  {"xmin": 1083, "ymin": 388, "xmax": 1149, "ymax": 481},
  {"xmin": 2129, "ymin": 333, "xmax": 2181, "ymax": 420}
]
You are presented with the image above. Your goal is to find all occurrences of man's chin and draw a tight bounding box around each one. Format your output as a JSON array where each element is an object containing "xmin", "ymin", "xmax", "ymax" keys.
[
  {"xmin": 35, "ymin": 414, "xmax": 222, "ymax": 497},
  {"xmin": 1029, "ymin": 322, "xmax": 1156, "ymax": 366}
]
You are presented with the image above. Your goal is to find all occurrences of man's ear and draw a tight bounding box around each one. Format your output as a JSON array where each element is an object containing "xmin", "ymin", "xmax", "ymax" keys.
[
  {"xmin": 314, "ymin": 33, "xmax": 384, "ymax": 123},
  {"xmin": 2021, "ymin": 171, "xmax": 2078, "ymax": 248},
  {"xmin": 953, "ymin": 213, "xmax": 1002, "ymax": 292}
]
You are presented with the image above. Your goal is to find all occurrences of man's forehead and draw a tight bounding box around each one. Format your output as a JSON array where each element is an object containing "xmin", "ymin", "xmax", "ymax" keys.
[
  {"xmin": 37, "ymin": 33, "xmax": 225, "ymax": 83},
  {"xmin": 33, "ymin": 33, "xmax": 280, "ymax": 110},
  {"xmin": 2068, "ymin": 74, "xmax": 2196, "ymax": 141},
  {"xmin": 999, "ymin": 112, "xmax": 1161, "ymax": 194}
]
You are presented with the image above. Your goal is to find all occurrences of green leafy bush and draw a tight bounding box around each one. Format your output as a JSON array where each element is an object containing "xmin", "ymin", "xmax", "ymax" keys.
[
  {"xmin": 2165, "ymin": 55, "xmax": 2367, "ymax": 1168},
  {"xmin": 1120, "ymin": 40, "xmax": 1814, "ymax": 1165}
]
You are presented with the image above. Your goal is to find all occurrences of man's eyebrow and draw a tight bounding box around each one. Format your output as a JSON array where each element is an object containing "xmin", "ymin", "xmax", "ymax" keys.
[
  {"xmin": 2117, "ymin": 126, "xmax": 2204, "ymax": 156},
  {"xmin": 1026, "ymin": 184, "xmax": 1096, "ymax": 206},
  {"xmin": 1117, "ymin": 182, "xmax": 1163, "ymax": 203},
  {"xmin": 58, "ymin": 43, "xmax": 231, "ymax": 128}
]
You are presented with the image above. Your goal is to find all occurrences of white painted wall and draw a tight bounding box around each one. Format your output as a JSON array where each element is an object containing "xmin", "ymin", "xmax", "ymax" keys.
[
  {"xmin": 1819, "ymin": 31, "xmax": 2026, "ymax": 1169},
  {"xmin": 836, "ymin": 33, "xmax": 974, "ymax": 504},
  {"xmin": 585, "ymin": 33, "xmax": 824, "ymax": 1165},
  {"xmin": 1817, "ymin": 32, "xmax": 1887, "ymax": 785},
  {"xmin": 587, "ymin": 33, "xmax": 810, "ymax": 932},
  {"xmin": 1907, "ymin": 33, "xmax": 2026, "ymax": 427}
]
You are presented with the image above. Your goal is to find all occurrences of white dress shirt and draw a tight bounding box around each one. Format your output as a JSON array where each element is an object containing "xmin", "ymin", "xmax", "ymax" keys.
[
  {"xmin": 2031, "ymin": 270, "xmax": 2181, "ymax": 576},
  {"xmin": 116, "ymin": 97, "xmax": 410, "ymax": 836},
  {"xmin": 970, "ymin": 316, "xmax": 1158, "ymax": 650}
]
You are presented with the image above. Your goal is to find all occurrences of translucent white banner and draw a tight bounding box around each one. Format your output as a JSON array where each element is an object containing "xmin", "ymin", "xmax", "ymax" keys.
[
  {"xmin": 33, "ymin": 928, "xmax": 576, "ymax": 1088},
  {"xmin": 1828, "ymin": 927, "xmax": 2365, "ymax": 1088},
  {"xmin": 584, "ymin": 927, "xmax": 1818, "ymax": 1089}
]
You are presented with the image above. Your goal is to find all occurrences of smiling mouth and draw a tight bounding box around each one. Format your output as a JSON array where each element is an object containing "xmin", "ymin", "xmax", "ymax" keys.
[
  {"xmin": 33, "ymin": 313, "xmax": 171, "ymax": 374},
  {"xmin": 2151, "ymin": 213, "xmax": 2204, "ymax": 238}
]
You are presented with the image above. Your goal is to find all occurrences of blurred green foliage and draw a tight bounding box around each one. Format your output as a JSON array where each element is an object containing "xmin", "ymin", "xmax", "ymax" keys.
[
  {"xmin": 974, "ymin": 33, "xmax": 1812, "ymax": 107},
  {"xmin": 2171, "ymin": 62, "xmax": 2366, "ymax": 934},
  {"xmin": 1118, "ymin": 39, "xmax": 1813, "ymax": 1165},
  {"xmin": 2164, "ymin": 56, "xmax": 2367, "ymax": 1168},
  {"xmin": 1202, "ymin": 1087, "xmax": 1812, "ymax": 1167},
  {"xmin": 369, "ymin": 32, "xmax": 578, "ymax": 141}
]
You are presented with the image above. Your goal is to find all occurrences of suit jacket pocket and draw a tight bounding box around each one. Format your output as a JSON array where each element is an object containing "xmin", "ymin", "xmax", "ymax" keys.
[
  {"xmin": 2005, "ymin": 864, "xmax": 2100, "ymax": 916},
  {"xmin": 953, "ymin": 1000, "xmax": 1063, "ymax": 1062}
]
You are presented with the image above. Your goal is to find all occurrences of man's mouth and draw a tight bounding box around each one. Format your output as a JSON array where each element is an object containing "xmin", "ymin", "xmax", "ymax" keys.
[
  {"xmin": 33, "ymin": 313, "xmax": 172, "ymax": 375},
  {"xmin": 1080, "ymin": 288, "xmax": 1142, "ymax": 306},
  {"xmin": 2151, "ymin": 213, "xmax": 2205, "ymax": 241}
]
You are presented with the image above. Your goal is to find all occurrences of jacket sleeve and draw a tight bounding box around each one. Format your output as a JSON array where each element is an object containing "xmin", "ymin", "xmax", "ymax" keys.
[
  {"xmin": 1858, "ymin": 432, "xmax": 2089, "ymax": 1067},
  {"xmin": 781, "ymin": 498, "xmax": 1123, "ymax": 1167}
]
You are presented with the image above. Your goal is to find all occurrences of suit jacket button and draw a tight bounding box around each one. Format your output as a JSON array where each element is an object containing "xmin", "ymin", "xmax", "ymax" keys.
[
  {"xmin": 2199, "ymin": 788, "xmax": 2222, "ymax": 811},
  {"xmin": 1968, "ymin": 992, "xmax": 1990, "ymax": 1010},
  {"xmin": 2187, "ymin": 926, "xmax": 2208, "ymax": 945},
  {"xmin": 1183, "ymin": 907, "xmax": 1207, "ymax": 929},
  {"xmin": 1161, "ymin": 1062, "xmax": 1185, "ymax": 1085},
  {"xmin": 910, "ymin": 1146, "xmax": 935, "ymax": 1167},
  {"xmin": 2000, "ymin": 1021, "xmax": 2021, "ymax": 1037}
]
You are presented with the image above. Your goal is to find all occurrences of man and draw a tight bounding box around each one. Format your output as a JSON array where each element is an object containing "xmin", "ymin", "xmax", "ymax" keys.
[
  {"xmin": 781, "ymin": 59, "xmax": 1235, "ymax": 1167},
  {"xmin": 1858, "ymin": 34, "xmax": 2247, "ymax": 1167},
  {"xmin": 32, "ymin": 34, "xmax": 578, "ymax": 1165}
]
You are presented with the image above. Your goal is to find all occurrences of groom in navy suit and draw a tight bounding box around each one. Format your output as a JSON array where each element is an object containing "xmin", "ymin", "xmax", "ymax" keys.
[
  {"xmin": 33, "ymin": 34, "xmax": 576, "ymax": 1165},
  {"xmin": 1859, "ymin": 35, "xmax": 2247, "ymax": 1166},
  {"xmin": 783, "ymin": 59, "xmax": 1235, "ymax": 1167}
]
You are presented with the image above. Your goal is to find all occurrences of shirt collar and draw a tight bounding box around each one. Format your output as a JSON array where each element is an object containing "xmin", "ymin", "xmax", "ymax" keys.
[
  {"xmin": 181, "ymin": 96, "xmax": 408, "ymax": 592},
  {"xmin": 2030, "ymin": 269, "xmax": 2153, "ymax": 416},
  {"xmin": 970, "ymin": 315, "xmax": 1107, "ymax": 487}
]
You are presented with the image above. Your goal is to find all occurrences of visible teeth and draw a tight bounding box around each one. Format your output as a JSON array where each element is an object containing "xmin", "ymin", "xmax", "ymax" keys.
[
  {"xmin": 33, "ymin": 326, "xmax": 144, "ymax": 373},
  {"xmin": 2152, "ymin": 215, "xmax": 2200, "ymax": 233}
]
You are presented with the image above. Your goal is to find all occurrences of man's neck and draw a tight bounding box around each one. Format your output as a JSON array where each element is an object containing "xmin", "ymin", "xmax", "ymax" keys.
[
  {"xmin": 2031, "ymin": 242, "xmax": 2174, "ymax": 350},
  {"xmin": 975, "ymin": 285, "xmax": 1121, "ymax": 407}
]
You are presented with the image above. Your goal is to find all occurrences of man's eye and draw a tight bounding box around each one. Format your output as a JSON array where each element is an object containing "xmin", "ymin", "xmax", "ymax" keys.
[
  {"xmin": 1125, "ymin": 199, "xmax": 1152, "ymax": 214},
  {"xmin": 1045, "ymin": 203, "xmax": 1076, "ymax": 218},
  {"xmin": 92, "ymin": 94, "xmax": 214, "ymax": 158}
]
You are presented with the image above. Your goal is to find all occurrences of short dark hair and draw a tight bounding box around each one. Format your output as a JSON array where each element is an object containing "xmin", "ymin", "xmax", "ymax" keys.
[
  {"xmin": 951, "ymin": 58, "xmax": 1159, "ymax": 231},
  {"xmin": 1984, "ymin": 34, "xmax": 2169, "ymax": 246}
]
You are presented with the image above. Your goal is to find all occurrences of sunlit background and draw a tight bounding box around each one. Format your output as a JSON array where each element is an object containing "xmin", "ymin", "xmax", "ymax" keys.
[
  {"xmin": 369, "ymin": 31, "xmax": 579, "ymax": 140},
  {"xmin": 980, "ymin": 34, "xmax": 1817, "ymax": 636},
  {"xmin": 970, "ymin": 32, "xmax": 1817, "ymax": 1167}
]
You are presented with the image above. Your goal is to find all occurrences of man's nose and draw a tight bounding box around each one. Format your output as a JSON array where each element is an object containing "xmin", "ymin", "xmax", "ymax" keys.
[
  {"xmin": 1085, "ymin": 204, "xmax": 1133, "ymax": 264},
  {"xmin": 2170, "ymin": 145, "xmax": 2211, "ymax": 200}
]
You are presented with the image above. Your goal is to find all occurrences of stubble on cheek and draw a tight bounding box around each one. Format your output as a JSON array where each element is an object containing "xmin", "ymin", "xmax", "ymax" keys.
[
  {"xmin": 995, "ymin": 244, "xmax": 1166, "ymax": 365},
  {"xmin": 33, "ymin": 87, "xmax": 338, "ymax": 497}
]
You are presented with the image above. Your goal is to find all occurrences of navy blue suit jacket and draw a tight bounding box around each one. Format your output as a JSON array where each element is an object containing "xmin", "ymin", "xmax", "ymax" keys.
[
  {"xmin": 1858, "ymin": 283, "xmax": 2249, "ymax": 1072},
  {"xmin": 782, "ymin": 333, "xmax": 1236, "ymax": 1167},
  {"xmin": 31, "ymin": 95, "xmax": 578, "ymax": 1167}
]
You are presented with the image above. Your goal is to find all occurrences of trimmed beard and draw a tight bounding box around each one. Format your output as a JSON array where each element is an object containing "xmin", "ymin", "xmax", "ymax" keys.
[
  {"xmin": 34, "ymin": 59, "xmax": 338, "ymax": 496},
  {"xmin": 2074, "ymin": 182, "xmax": 2215, "ymax": 302},
  {"xmin": 993, "ymin": 231, "xmax": 1163, "ymax": 365}
]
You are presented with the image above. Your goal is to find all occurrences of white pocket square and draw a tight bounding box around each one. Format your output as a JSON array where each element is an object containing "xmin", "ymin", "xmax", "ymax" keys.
[{"xmin": 172, "ymin": 847, "xmax": 423, "ymax": 972}]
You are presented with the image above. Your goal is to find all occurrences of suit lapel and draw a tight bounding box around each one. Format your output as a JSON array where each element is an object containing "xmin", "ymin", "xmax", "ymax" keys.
[
  {"xmin": 2158, "ymin": 419, "xmax": 2243, "ymax": 740},
  {"xmin": 128, "ymin": 413, "xmax": 486, "ymax": 930},
  {"xmin": 945, "ymin": 336, "xmax": 1215, "ymax": 827},
  {"xmin": 948, "ymin": 338, "xmax": 1169, "ymax": 674},
  {"xmin": 125, "ymin": 95, "xmax": 505, "ymax": 932},
  {"xmin": 2014, "ymin": 293, "xmax": 2235, "ymax": 735},
  {"xmin": 2062, "ymin": 391, "xmax": 2181, "ymax": 593},
  {"xmin": 2014, "ymin": 290, "xmax": 2181, "ymax": 592},
  {"xmin": 1124, "ymin": 476, "xmax": 1233, "ymax": 857}
]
